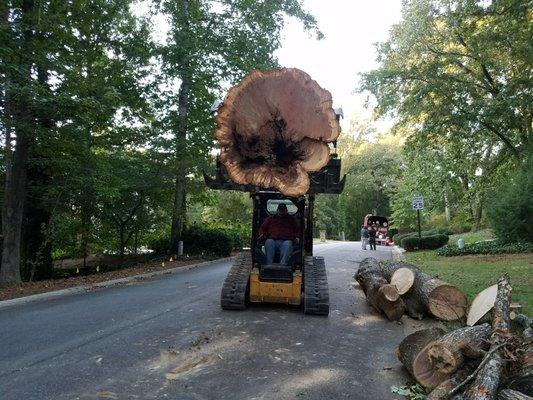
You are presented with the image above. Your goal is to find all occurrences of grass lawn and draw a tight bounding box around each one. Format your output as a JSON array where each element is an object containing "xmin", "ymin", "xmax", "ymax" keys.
[
  {"xmin": 405, "ymin": 250, "xmax": 533, "ymax": 315},
  {"xmin": 449, "ymin": 229, "xmax": 493, "ymax": 244}
]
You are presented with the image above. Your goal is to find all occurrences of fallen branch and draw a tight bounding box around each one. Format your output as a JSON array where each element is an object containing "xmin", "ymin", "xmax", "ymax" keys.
[{"xmin": 450, "ymin": 343, "xmax": 506, "ymax": 396}]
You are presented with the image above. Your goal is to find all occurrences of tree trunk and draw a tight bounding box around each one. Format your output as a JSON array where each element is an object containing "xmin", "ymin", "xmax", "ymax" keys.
[
  {"xmin": 169, "ymin": 0, "xmax": 191, "ymax": 252},
  {"xmin": 382, "ymin": 261, "xmax": 467, "ymax": 321},
  {"xmin": 466, "ymin": 275, "xmax": 512, "ymax": 400},
  {"xmin": 0, "ymin": 0, "xmax": 35, "ymax": 286},
  {"xmin": 355, "ymin": 258, "xmax": 404, "ymax": 321},
  {"xmin": 396, "ymin": 327, "xmax": 446, "ymax": 378},
  {"xmin": 22, "ymin": 63, "xmax": 54, "ymax": 281},
  {"xmin": 215, "ymin": 68, "xmax": 341, "ymax": 197},
  {"xmin": 415, "ymin": 324, "xmax": 492, "ymax": 389}
]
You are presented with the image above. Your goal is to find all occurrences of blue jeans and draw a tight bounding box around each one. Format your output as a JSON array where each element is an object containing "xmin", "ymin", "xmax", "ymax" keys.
[{"xmin": 265, "ymin": 239, "xmax": 293, "ymax": 265}]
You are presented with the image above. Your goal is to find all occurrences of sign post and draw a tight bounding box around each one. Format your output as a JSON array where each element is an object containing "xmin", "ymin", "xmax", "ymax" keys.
[{"xmin": 412, "ymin": 196, "xmax": 424, "ymax": 242}]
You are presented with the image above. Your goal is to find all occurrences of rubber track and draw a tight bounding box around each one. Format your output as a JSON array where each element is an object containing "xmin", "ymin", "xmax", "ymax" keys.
[
  {"xmin": 220, "ymin": 252, "xmax": 252, "ymax": 310},
  {"xmin": 303, "ymin": 256, "xmax": 330, "ymax": 315}
]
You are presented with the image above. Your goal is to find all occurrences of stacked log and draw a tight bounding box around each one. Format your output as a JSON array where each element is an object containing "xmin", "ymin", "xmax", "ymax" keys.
[
  {"xmin": 354, "ymin": 258, "xmax": 467, "ymax": 322},
  {"xmin": 354, "ymin": 258, "xmax": 405, "ymax": 321},
  {"xmin": 395, "ymin": 275, "xmax": 532, "ymax": 400},
  {"xmin": 380, "ymin": 261, "xmax": 467, "ymax": 321}
]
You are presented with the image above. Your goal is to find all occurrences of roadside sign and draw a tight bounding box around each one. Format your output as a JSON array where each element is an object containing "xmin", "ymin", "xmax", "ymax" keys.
[{"xmin": 412, "ymin": 196, "xmax": 424, "ymax": 210}]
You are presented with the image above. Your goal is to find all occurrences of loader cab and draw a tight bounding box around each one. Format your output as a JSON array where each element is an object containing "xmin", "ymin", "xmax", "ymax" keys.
[{"xmin": 251, "ymin": 193, "xmax": 307, "ymax": 271}]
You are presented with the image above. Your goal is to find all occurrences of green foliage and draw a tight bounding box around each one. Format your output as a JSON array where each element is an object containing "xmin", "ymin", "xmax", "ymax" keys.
[
  {"xmin": 486, "ymin": 161, "xmax": 533, "ymax": 244},
  {"xmin": 337, "ymin": 135, "xmax": 402, "ymax": 240},
  {"xmin": 437, "ymin": 241, "xmax": 533, "ymax": 257},
  {"xmin": 402, "ymin": 234, "xmax": 449, "ymax": 251},
  {"xmin": 393, "ymin": 229, "xmax": 440, "ymax": 246},
  {"xmin": 148, "ymin": 224, "xmax": 245, "ymax": 257},
  {"xmin": 391, "ymin": 384, "xmax": 426, "ymax": 400},
  {"xmin": 182, "ymin": 226, "xmax": 235, "ymax": 257},
  {"xmin": 362, "ymin": 0, "xmax": 533, "ymax": 233}
]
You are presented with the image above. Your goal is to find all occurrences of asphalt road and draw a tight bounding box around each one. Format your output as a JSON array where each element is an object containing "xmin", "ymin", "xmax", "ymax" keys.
[{"xmin": 0, "ymin": 242, "xmax": 407, "ymax": 400}]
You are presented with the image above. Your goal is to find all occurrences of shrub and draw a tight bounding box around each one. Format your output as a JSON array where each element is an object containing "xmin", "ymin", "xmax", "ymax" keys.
[
  {"xmin": 486, "ymin": 161, "xmax": 533, "ymax": 244},
  {"xmin": 393, "ymin": 229, "xmax": 440, "ymax": 247},
  {"xmin": 147, "ymin": 236, "xmax": 170, "ymax": 255},
  {"xmin": 148, "ymin": 226, "xmax": 244, "ymax": 257},
  {"xmin": 402, "ymin": 234, "xmax": 449, "ymax": 251},
  {"xmin": 437, "ymin": 240, "xmax": 533, "ymax": 256},
  {"xmin": 182, "ymin": 226, "xmax": 234, "ymax": 257}
]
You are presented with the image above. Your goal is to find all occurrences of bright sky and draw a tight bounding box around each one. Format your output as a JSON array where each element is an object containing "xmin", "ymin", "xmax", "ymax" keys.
[{"xmin": 275, "ymin": 0, "xmax": 403, "ymax": 131}]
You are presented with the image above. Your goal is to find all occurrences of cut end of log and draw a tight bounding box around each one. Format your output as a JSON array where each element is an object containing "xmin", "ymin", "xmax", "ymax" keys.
[
  {"xmin": 379, "ymin": 284, "xmax": 400, "ymax": 302},
  {"xmin": 413, "ymin": 343, "xmax": 450, "ymax": 389},
  {"xmin": 467, "ymin": 284, "xmax": 498, "ymax": 326},
  {"xmin": 390, "ymin": 267, "xmax": 415, "ymax": 295},
  {"xmin": 215, "ymin": 68, "xmax": 340, "ymax": 196},
  {"xmin": 427, "ymin": 343, "xmax": 460, "ymax": 374},
  {"xmin": 428, "ymin": 284, "xmax": 467, "ymax": 321}
]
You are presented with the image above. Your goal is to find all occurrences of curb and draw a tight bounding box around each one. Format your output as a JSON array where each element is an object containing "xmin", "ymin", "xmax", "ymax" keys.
[
  {"xmin": 0, "ymin": 256, "xmax": 235, "ymax": 310},
  {"xmin": 391, "ymin": 245, "xmax": 406, "ymax": 261}
]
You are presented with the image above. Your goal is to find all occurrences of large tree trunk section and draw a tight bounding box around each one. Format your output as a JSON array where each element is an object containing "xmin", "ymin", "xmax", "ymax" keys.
[
  {"xmin": 497, "ymin": 389, "xmax": 532, "ymax": 400},
  {"xmin": 467, "ymin": 284, "xmax": 498, "ymax": 326},
  {"xmin": 355, "ymin": 258, "xmax": 404, "ymax": 321},
  {"xmin": 382, "ymin": 261, "xmax": 467, "ymax": 321},
  {"xmin": 466, "ymin": 275, "xmax": 512, "ymax": 400},
  {"xmin": 414, "ymin": 324, "xmax": 492, "ymax": 389},
  {"xmin": 396, "ymin": 327, "xmax": 446, "ymax": 378},
  {"xmin": 215, "ymin": 68, "xmax": 340, "ymax": 197}
]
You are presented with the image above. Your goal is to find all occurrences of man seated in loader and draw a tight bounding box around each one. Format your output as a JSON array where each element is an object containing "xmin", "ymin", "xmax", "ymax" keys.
[{"xmin": 259, "ymin": 204, "xmax": 299, "ymax": 266}]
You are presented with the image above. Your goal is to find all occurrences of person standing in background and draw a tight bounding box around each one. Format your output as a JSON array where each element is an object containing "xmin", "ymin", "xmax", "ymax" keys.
[
  {"xmin": 368, "ymin": 225, "xmax": 377, "ymax": 251},
  {"xmin": 361, "ymin": 225, "xmax": 369, "ymax": 250}
]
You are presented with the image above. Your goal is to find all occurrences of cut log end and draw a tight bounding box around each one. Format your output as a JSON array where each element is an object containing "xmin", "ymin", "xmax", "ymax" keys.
[
  {"xmin": 413, "ymin": 344, "xmax": 450, "ymax": 389},
  {"xmin": 427, "ymin": 343, "xmax": 461, "ymax": 374},
  {"xmin": 379, "ymin": 284, "xmax": 400, "ymax": 302},
  {"xmin": 215, "ymin": 68, "xmax": 340, "ymax": 196},
  {"xmin": 428, "ymin": 284, "xmax": 467, "ymax": 321},
  {"xmin": 391, "ymin": 267, "xmax": 416, "ymax": 295}
]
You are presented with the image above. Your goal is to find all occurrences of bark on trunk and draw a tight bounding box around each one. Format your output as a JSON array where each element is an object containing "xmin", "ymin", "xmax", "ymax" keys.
[
  {"xmin": 397, "ymin": 327, "xmax": 446, "ymax": 378},
  {"xmin": 466, "ymin": 275, "xmax": 512, "ymax": 400},
  {"xmin": 0, "ymin": 0, "xmax": 35, "ymax": 286},
  {"xmin": 355, "ymin": 258, "xmax": 404, "ymax": 321},
  {"xmin": 497, "ymin": 390, "xmax": 532, "ymax": 400},
  {"xmin": 169, "ymin": 0, "xmax": 191, "ymax": 252},
  {"xmin": 215, "ymin": 68, "xmax": 340, "ymax": 197},
  {"xmin": 416, "ymin": 324, "xmax": 492, "ymax": 389},
  {"xmin": 382, "ymin": 261, "xmax": 467, "ymax": 321}
]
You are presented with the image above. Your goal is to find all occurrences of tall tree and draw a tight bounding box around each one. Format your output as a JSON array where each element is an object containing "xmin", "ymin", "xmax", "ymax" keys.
[
  {"xmin": 0, "ymin": 0, "xmax": 41, "ymax": 285},
  {"xmin": 157, "ymin": 0, "xmax": 321, "ymax": 251},
  {"xmin": 361, "ymin": 0, "xmax": 532, "ymax": 161}
]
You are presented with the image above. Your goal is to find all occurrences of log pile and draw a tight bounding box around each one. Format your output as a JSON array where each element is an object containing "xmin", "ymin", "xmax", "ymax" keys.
[
  {"xmin": 214, "ymin": 68, "xmax": 341, "ymax": 197},
  {"xmin": 353, "ymin": 258, "xmax": 467, "ymax": 322},
  {"xmin": 395, "ymin": 275, "xmax": 533, "ymax": 400}
]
